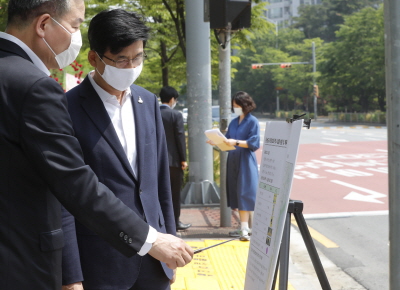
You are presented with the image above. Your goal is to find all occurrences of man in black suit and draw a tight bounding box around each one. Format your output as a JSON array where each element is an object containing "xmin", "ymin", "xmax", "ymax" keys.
[
  {"xmin": 160, "ymin": 86, "xmax": 191, "ymax": 231},
  {"xmin": 62, "ymin": 10, "xmax": 183, "ymax": 290},
  {"xmin": 0, "ymin": 2, "xmax": 192, "ymax": 290}
]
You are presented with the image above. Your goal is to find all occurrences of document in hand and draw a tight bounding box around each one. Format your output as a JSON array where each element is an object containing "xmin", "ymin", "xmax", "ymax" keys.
[{"xmin": 204, "ymin": 129, "xmax": 236, "ymax": 151}]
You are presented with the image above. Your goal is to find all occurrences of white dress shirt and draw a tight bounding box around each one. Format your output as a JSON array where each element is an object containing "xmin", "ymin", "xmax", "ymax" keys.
[
  {"xmin": 88, "ymin": 72, "xmax": 157, "ymax": 255},
  {"xmin": 0, "ymin": 32, "xmax": 50, "ymax": 76},
  {"xmin": 88, "ymin": 71, "xmax": 138, "ymax": 177}
]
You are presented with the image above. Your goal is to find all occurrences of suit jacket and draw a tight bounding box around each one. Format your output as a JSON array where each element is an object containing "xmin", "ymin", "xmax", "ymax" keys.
[
  {"xmin": 0, "ymin": 39, "xmax": 150, "ymax": 290},
  {"xmin": 62, "ymin": 77, "xmax": 175, "ymax": 289},
  {"xmin": 160, "ymin": 106, "xmax": 187, "ymax": 168}
]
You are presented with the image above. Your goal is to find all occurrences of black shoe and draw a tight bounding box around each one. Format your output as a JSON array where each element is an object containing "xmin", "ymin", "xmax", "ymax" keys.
[{"xmin": 176, "ymin": 221, "xmax": 191, "ymax": 231}]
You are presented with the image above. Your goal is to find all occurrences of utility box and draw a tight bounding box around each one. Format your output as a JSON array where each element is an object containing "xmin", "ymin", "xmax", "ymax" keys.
[{"xmin": 208, "ymin": 0, "xmax": 251, "ymax": 30}]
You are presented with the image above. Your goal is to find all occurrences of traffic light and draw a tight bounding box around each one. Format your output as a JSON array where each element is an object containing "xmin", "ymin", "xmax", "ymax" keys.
[
  {"xmin": 280, "ymin": 63, "xmax": 292, "ymax": 68},
  {"xmin": 252, "ymin": 64, "xmax": 263, "ymax": 69},
  {"xmin": 209, "ymin": 0, "xmax": 251, "ymax": 30},
  {"xmin": 313, "ymin": 84, "xmax": 319, "ymax": 96}
]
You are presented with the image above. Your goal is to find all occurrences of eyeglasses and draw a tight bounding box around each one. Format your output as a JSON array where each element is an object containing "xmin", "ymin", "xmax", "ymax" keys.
[{"xmin": 99, "ymin": 52, "xmax": 147, "ymax": 68}]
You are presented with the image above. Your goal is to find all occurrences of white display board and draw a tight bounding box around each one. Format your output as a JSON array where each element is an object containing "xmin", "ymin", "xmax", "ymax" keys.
[{"xmin": 244, "ymin": 120, "xmax": 303, "ymax": 290}]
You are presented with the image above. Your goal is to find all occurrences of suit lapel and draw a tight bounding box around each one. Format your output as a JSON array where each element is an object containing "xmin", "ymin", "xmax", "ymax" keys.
[
  {"xmin": 130, "ymin": 86, "xmax": 146, "ymax": 184},
  {"xmin": 79, "ymin": 77, "xmax": 137, "ymax": 181}
]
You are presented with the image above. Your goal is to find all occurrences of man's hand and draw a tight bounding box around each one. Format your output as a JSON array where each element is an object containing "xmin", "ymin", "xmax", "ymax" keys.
[
  {"xmin": 181, "ymin": 161, "xmax": 188, "ymax": 170},
  {"xmin": 148, "ymin": 232, "xmax": 193, "ymax": 269},
  {"xmin": 62, "ymin": 282, "xmax": 83, "ymax": 290}
]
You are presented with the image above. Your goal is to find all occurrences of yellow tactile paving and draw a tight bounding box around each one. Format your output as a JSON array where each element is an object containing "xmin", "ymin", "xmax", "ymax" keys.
[{"xmin": 172, "ymin": 240, "xmax": 295, "ymax": 290}]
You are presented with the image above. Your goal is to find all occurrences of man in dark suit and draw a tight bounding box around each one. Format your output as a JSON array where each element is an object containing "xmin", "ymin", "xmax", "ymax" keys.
[
  {"xmin": 62, "ymin": 9, "xmax": 183, "ymax": 290},
  {"xmin": 160, "ymin": 87, "xmax": 191, "ymax": 231},
  {"xmin": 0, "ymin": 2, "xmax": 192, "ymax": 290}
]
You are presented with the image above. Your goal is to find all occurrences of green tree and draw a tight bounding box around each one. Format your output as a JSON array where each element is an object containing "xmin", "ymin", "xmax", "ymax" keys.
[
  {"xmin": 232, "ymin": 26, "xmax": 324, "ymax": 114},
  {"xmin": 293, "ymin": 0, "xmax": 382, "ymax": 42},
  {"xmin": 0, "ymin": 0, "xmax": 8, "ymax": 31},
  {"xmin": 319, "ymin": 5, "xmax": 385, "ymax": 112}
]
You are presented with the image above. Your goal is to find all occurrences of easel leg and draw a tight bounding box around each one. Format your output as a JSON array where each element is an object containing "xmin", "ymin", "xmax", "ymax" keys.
[
  {"xmin": 272, "ymin": 212, "xmax": 291, "ymax": 290},
  {"xmin": 279, "ymin": 212, "xmax": 291, "ymax": 290},
  {"xmin": 271, "ymin": 253, "xmax": 280, "ymax": 290},
  {"xmin": 294, "ymin": 211, "xmax": 332, "ymax": 290}
]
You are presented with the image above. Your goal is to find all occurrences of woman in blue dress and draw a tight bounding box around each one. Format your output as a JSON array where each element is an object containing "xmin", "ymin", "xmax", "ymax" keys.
[{"xmin": 219, "ymin": 91, "xmax": 260, "ymax": 241}]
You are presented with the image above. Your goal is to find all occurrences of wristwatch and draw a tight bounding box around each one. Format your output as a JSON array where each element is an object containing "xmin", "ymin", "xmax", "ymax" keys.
[{"xmin": 236, "ymin": 140, "xmax": 240, "ymax": 146}]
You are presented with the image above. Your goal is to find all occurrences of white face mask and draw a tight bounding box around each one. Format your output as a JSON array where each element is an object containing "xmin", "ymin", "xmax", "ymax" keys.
[
  {"xmin": 96, "ymin": 52, "xmax": 143, "ymax": 91},
  {"xmin": 234, "ymin": 107, "xmax": 243, "ymax": 116},
  {"xmin": 43, "ymin": 17, "xmax": 82, "ymax": 69}
]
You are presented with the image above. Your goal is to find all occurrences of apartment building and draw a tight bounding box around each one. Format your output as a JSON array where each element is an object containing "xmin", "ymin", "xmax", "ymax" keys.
[{"xmin": 264, "ymin": 0, "xmax": 322, "ymax": 26}]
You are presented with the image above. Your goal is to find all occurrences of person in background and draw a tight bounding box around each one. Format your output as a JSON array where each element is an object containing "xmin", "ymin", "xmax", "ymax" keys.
[
  {"xmin": 207, "ymin": 91, "xmax": 260, "ymax": 241},
  {"xmin": 61, "ymin": 9, "xmax": 192, "ymax": 290},
  {"xmin": 160, "ymin": 86, "xmax": 191, "ymax": 231}
]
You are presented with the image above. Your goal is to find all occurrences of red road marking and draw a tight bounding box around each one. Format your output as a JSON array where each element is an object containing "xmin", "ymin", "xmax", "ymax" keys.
[{"xmin": 256, "ymin": 140, "xmax": 388, "ymax": 215}]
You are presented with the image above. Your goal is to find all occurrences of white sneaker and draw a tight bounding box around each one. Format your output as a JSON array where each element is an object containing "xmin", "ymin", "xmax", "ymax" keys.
[
  {"xmin": 229, "ymin": 227, "xmax": 252, "ymax": 237},
  {"xmin": 240, "ymin": 228, "xmax": 251, "ymax": 241}
]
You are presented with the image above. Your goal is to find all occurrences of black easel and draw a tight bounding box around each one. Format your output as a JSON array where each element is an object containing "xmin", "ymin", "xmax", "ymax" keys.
[{"xmin": 271, "ymin": 200, "xmax": 332, "ymax": 290}]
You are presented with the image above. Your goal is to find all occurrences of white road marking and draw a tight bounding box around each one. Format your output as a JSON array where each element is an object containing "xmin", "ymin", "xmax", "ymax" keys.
[
  {"xmin": 303, "ymin": 210, "xmax": 388, "ymax": 220},
  {"xmin": 331, "ymin": 180, "xmax": 386, "ymax": 203},
  {"xmin": 320, "ymin": 143, "xmax": 339, "ymax": 146},
  {"xmin": 322, "ymin": 137, "xmax": 349, "ymax": 142}
]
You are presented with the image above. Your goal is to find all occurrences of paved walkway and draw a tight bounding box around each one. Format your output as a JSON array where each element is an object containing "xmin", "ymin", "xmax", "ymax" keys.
[{"xmin": 173, "ymin": 207, "xmax": 366, "ymax": 290}]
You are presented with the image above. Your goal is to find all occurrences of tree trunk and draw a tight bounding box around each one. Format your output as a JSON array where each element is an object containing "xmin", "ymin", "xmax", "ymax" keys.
[{"xmin": 160, "ymin": 40, "xmax": 169, "ymax": 87}]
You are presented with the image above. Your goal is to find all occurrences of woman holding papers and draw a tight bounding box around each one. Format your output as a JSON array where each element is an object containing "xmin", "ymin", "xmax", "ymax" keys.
[{"xmin": 207, "ymin": 91, "xmax": 260, "ymax": 241}]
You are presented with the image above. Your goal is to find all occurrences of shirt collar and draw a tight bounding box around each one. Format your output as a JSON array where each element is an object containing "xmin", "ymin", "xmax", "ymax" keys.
[
  {"xmin": 0, "ymin": 32, "xmax": 50, "ymax": 76},
  {"xmin": 88, "ymin": 70, "xmax": 132, "ymax": 105},
  {"xmin": 160, "ymin": 104, "xmax": 170, "ymax": 108}
]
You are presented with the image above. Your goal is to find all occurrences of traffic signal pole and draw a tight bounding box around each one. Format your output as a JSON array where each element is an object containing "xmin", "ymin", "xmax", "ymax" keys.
[
  {"xmin": 384, "ymin": 0, "xmax": 400, "ymax": 288},
  {"xmin": 218, "ymin": 30, "xmax": 232, "ymax": 227},
  {"xmin": 182, "ymin": 0, "xmax": 219, "ymax": 205}
]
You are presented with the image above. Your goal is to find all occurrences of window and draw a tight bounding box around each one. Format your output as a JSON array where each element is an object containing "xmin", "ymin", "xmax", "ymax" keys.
[{"xmin": 269, "ymin": 7, "xmax": 283, "ymax": 19}]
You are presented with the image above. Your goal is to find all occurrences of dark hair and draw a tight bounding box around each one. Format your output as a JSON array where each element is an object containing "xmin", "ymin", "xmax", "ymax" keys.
[
  {"xmin": 88, "ymin": 9, "xmax": 150, "ymax": 55},
  {"xmin": 7, "ymin": 0, "xmax": 70, "ymax": 28},
  {"xmin": 231, "ymin": 91, "xmax": 256, "ymax": 114},
  {"xmin": 160, "ymin": 86, "xmax": 179, "ymax": 103}
]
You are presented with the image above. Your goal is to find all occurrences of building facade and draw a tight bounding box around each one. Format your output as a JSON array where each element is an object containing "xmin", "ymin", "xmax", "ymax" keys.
[{"xmin": 264, "ymin": 0, "xmax": 322, "ymax": 27}]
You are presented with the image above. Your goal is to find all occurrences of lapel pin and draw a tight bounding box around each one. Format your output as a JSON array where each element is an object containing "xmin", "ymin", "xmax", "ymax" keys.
[{"xmin": 138, "ymin": 96, "xmax": 143, "ymax": 104}]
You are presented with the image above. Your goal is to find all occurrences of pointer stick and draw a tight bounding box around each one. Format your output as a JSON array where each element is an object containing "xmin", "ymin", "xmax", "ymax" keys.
[{"xmin": 194, "ymin": 237, "xmax": 241, "ymax": 254}]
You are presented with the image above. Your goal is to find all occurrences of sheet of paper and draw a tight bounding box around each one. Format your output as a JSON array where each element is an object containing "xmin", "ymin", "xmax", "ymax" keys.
[
  {"xmin": 244, "ymin": 120, "xmax": 303, "ymax": 290},
  {"xmin": 204, "ymin": 128, "xmax": 236, "ymax": 151}
]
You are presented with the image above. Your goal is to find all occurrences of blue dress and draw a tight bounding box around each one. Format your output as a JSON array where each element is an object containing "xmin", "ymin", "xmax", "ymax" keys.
[{"xmin": 225, "ymin": 113, "xmax": 260, "ymax": 211}]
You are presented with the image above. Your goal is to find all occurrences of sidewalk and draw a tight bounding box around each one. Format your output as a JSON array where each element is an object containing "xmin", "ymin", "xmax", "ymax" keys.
[{"xmin": 174, "ymin": 207, "xmax": 366, "ymax": 290}]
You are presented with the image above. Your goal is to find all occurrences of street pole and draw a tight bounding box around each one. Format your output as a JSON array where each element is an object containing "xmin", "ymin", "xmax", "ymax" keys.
[
  {"xmin": 218, "ymin": 30, "xmax": 232, "ymax": 227},
  {"xmin": 276, "ymin": 90, "xmax": 280, "ymax": 112},
  {"xmin": 384, "ymin": 0, "xmax": 400, "ymax": 288},
  {"xmin": 312, "ymin": 42, "xmax": 317, "ymax": 121},
  {"xmin": 182, "ymin": 0, "xmax": 219, "ymax": 204}
]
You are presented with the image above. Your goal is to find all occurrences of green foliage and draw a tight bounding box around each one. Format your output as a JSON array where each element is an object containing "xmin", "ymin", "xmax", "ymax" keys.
[
  {"xmin": 293, "ymin": 0, "xmax": 382, "ymax": 42},
  {"xmin": 0, "ymin": 0, "xmax": 8, "ymax": 31},
  {"xmin": 319, "ymin": 5, "xmax": 385, "ymax": 112},
  {"xmin": 232, "ymin": 26, "xmax": 323, "ymax": 114},
  {"xmin": 0, "ymin": 0, "xmax": 386, "ymax": 113},
  {"xmin": 232, "ymin": 4, "xmax": 385, "ymax": 115}
]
